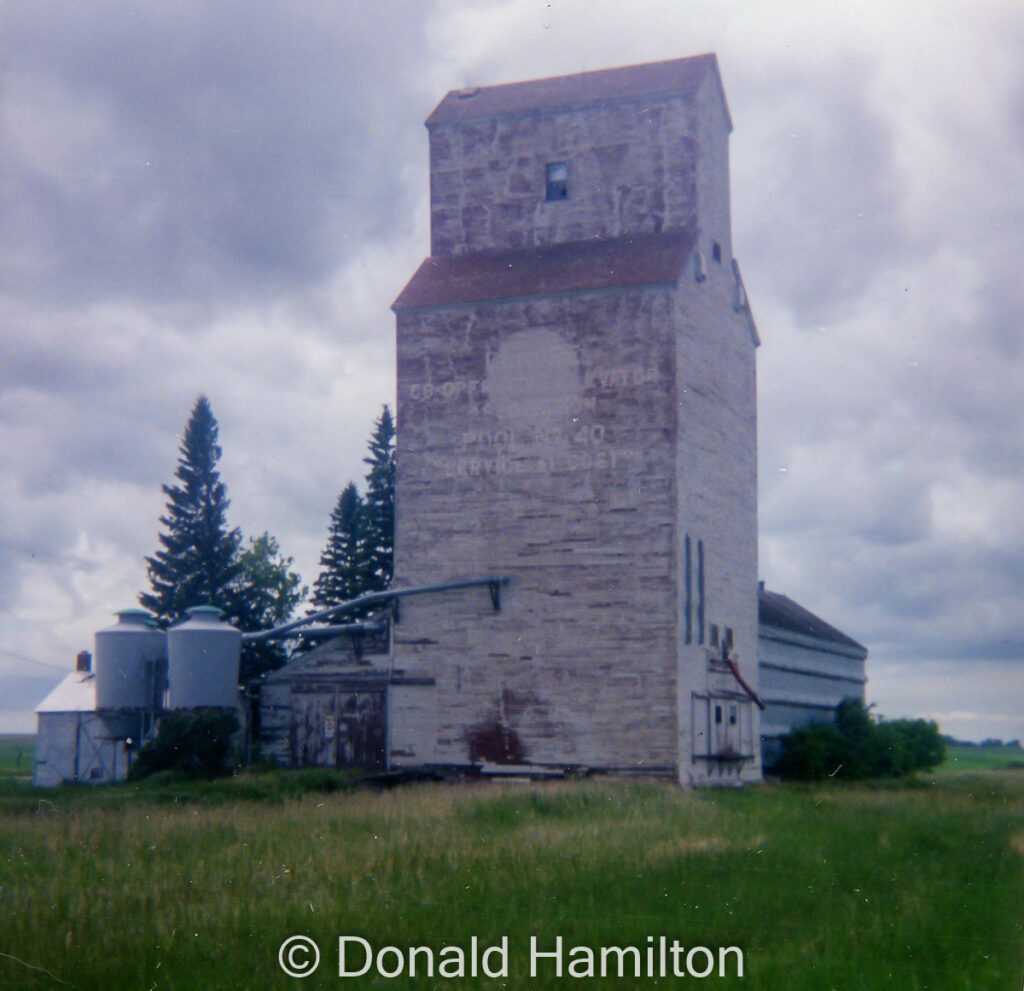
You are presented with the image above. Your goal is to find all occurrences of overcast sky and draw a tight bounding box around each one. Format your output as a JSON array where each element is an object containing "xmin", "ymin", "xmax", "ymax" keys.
[{"xmin": 2, "ymin": 0, "xmax": 1021, "ymax": 741}]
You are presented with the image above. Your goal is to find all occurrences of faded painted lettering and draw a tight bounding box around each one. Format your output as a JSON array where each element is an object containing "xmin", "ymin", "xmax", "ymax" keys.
[
  {"xmin": 584, "ymin": 365, "xmax": 661, "ymax": 389},
  {"xmin": 408, "ymin": 379, "xmax": 485, "ymax": 402}
]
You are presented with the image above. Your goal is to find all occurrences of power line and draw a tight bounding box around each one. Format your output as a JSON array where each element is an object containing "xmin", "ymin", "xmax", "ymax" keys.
[{"xmin": 0, "ymin": 647, "xmax": 69, "ymax": 674}]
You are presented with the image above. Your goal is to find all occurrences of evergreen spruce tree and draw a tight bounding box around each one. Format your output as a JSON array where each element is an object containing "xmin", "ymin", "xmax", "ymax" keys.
[
  {"xmin": 308, "ymin": 406, "xmax": 395, "ymax": 623},
  {"xmin": 310, "ymin": 482, "xmax": 365, "ymax": 609},
  {"xmin": 140, "ymin": 396, "xmax": 242, "ymax": 624},
  {"xmin": 358, "ymin": 405, "xmax": 395, "ymax": 594}
]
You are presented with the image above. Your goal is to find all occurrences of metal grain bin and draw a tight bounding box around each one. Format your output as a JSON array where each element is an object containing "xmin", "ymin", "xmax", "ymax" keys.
[
  {"xmin": 94, "ymin": 609, "xmax": 167, "ymax": 711},
  {"xmin": 167, "ymin": 606, "xmax": 241, "ymax": 709}
]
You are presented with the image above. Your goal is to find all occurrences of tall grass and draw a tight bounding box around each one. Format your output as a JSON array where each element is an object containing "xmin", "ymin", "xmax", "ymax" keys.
[{"xmin": 1, "ymin": 772, "xmax": 1021, "ymax": 990}]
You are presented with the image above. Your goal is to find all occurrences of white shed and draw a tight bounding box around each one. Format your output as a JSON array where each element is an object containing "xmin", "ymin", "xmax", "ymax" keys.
[{"xmin": 34, "ymin": 668, "xmax": 142, "ymax": 787}]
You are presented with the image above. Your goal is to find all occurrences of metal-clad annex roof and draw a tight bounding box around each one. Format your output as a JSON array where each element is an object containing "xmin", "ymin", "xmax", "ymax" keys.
[
  {"xmin": 35, "ymin": 670, "xmax": 97, "ymax": 713},
  {"xmin": 426, "ymin": 53, "xmax": 725, "ymax": 127},
  {"xmin": 393, "ymin": 231, "xmax": 696, "ymax": 310},
  {"xmin": 759, "ymin": 586, "xmax": 867, "ymax": 654}
]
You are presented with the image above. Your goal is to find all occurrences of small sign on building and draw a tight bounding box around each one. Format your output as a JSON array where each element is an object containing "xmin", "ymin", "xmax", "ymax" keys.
[{"xmin": 324, "ymin": 714, "xmax": 336, "ymax": 741}]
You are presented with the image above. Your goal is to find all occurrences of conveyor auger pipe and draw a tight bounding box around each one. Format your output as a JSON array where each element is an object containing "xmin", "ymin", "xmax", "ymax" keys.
[{"xmin": 241, "ymin": 576, "xmax": 510, "ymax": 643}]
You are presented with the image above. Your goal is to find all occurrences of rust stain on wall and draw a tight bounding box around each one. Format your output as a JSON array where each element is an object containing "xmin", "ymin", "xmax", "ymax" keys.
[
  {"xmin": 466, "ymin": 688, "xmax": 541, "ymax": 763},
  {"xmin": 467, "ymin": 719, "xmax": 526, "ymax": 764}
]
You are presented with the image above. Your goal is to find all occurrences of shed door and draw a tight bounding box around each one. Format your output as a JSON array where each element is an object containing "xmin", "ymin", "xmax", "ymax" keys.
[
  {"xmin": 711, "ymin": 698, "xmax": 753, "ymax": 757},
  {"xmin": 291, "ymin": 687, "xmax": 386, "ymax": 770}
]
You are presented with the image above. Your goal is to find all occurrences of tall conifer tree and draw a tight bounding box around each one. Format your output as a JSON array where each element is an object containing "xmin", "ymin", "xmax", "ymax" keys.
[
  {"xmin": 310, "ymin": 482, "xmax": 364, "ymax": 609},
  {"xmin": 140, "ymin": 396, "xmax": 242, "ymax": 624},
  {"xmin": 310, "ymin": 407, "xmax": 395, "ymax": 616},
  {"xmin": 358, "ymin": 405, "xmax": 395, "ymax": 594}
]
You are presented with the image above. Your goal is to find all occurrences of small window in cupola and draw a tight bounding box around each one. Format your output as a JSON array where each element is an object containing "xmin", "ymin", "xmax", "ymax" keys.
[{"xmin": 545, "ymin": 161, "xmax": 569, "ymax": 201}]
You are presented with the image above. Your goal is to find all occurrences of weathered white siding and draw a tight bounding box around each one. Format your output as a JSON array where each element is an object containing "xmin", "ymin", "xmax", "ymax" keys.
[
  {"xmin": 394, "ymin": 288, "xmax": 682, "ymax": 772},
  {"xmin": 428, "ymin": 94, "xmax": 701, "ymax": 258},
  {"xmin": 34, "ymin": 711, "xmax": 139, "ymax": 787},
  {"xmin": 391, "ymin": 55, "xmax": 761, "ymax": 783},
  {"xmin": 259, "ymin": 626, "xmax": 397, "ymax": 770}
]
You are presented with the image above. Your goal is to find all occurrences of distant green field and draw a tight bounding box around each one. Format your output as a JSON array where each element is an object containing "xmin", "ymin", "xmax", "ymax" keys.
[
  {"xmin": 0, "ymin": 733, "xmax": 34, "ymax": 780},
  {"xmin": 935, "ymin": 743, "xmax": 1024, "ymax": 774},
  {"xmin": 0, "ymin": 767, "xmax": 1021, "ymax": 990}
]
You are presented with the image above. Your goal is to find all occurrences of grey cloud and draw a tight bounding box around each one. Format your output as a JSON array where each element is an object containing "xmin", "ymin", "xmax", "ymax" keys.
[
  {"xmin": 0, "ymin": 359, "xmax": 184, "ymax": 493},
  {"xmin": 0, "ymin": 669, "xmax": 63, "ymax": 723},
  {"xmin": 1, "ymin": 1, "xmax": 433, "ymax": 311},
  {"xmin": 733, "ymin": 55, "xmax": 912, "ymax": 324},
  {"xmin": 765, "ymin": 526, "xmax": 1024, "ymax": 669}
]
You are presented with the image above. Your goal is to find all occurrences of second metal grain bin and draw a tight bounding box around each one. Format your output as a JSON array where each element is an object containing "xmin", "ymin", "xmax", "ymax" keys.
[{"xmin": 166, "ymin": 606, "xmax": 241, "ymax": 709}]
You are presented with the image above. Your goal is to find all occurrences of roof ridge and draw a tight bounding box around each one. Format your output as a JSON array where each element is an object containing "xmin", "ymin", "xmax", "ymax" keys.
[
  {"xmin": 758, "ymin": 586, "xmax": 867, "ymax": 653},
  {"xmin": 426, "ymin": 54, "xmax": 720, "ymax": 127}
]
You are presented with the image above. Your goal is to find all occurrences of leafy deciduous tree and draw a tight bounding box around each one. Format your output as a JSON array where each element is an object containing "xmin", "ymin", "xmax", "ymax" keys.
[
  {"xmin": 775, "ymin": 698, "xmax": 946, "ymax": 780},
  {"xmin": 230, "ymin": 532, "xmax": 307, "ymax": 681}
]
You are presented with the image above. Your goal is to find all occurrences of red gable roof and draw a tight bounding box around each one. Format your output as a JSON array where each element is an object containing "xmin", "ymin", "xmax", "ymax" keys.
[
  {"xmin": 392, "ymin": 231, "xmax": 696, "ymax": 311},
  {"xmin": 426, "ymin": 53, "xmax": 724, "ymax": 127}
]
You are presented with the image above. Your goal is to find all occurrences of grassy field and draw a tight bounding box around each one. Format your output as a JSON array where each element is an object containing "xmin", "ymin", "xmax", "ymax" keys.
[
  {"xmin": 0, "ymin": 734, "xmax": 34, "ymax": 781},
  {"xmin": 0, "ymin": 764, "xmax": 1021, "ymax": 991},
  {"xmin": 936, "ymin": 743, "xmax": 1024, "ymax": 774}
]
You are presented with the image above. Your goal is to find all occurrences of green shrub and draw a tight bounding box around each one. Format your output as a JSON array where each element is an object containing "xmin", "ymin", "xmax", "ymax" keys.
[
  {"xmin": 131, "ymin": 709, "xmax": 240, "ymax": 780},
  {"xmin": 876, "ymin": 717, "xmax": 947, "ymax": 775},
  {"xmin": 776, "ymin": 699, "xmax": 945, "ymax": 781}
]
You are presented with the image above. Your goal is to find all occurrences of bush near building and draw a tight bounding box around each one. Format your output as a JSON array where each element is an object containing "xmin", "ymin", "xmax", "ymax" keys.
[
  {"xmin": 775, "ymin": 699, "xmax": 945, "ymax": 780},
  {"xmin": 130, "ymin": 710, "xmax": 240, "ymax": 780}
]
